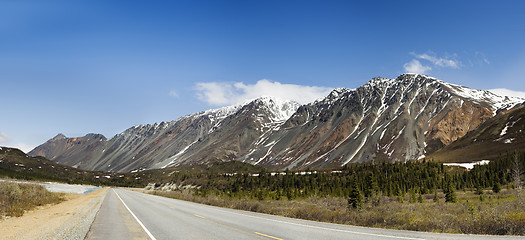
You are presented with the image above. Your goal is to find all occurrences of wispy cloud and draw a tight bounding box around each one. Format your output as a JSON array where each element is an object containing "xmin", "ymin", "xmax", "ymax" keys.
[
  {"xmin": 168, "ymin": 90, "xmax": 178, "ymax": 98},
  {"xmin": 488, "ymin": 88, "xmax": 525, "ymax": 99},
  {"xmin": 195, "ymin": 79, "xmax": 333, "ymax": 106},
  {"xmin": 0, "ymin": 132, "xmax": 34, "ymax": 153},
  {"xmin": 403, "ymin": 52, "xmax": 460, "ymax": 74},
  {"xmin": 412, "ymin": 53, "xmax": 459, "ymax": 68},
  {"xmin": 475, "ymin": 51, "xmax": 490, "ymax": 65},
  {"xmin": 0, "ymin": 131, "xmax": 11, "ymax": 144}
]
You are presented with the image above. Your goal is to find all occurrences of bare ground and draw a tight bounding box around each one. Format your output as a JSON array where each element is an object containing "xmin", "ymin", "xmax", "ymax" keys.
[{"xmin": 0, "ymin": 187, "xmax": 108, "ymax": 240}]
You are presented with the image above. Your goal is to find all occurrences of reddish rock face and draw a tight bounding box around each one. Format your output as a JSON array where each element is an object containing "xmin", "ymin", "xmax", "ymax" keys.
[
  {"xmin": 428, "ymin": 104, "xmax": 525, "ymax": 162},
  {"xmin": 427, "ymin": 101, "xmax": 493, "ymax": 149}
]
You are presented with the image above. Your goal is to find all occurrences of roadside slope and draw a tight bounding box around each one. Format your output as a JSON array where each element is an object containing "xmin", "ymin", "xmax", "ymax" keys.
[{"xmin": 0, "ymin": 187, "xmax": 108, "ymax": 239}]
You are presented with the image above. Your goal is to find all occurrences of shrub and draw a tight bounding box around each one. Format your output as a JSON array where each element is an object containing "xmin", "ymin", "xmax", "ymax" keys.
[
  {"xmin": 493, "ymin": 182, "xmax": 501, "ymax": 193},
  {"xmin": 0, "ymin": 181, "xmax": 63, "ymax": 218}
]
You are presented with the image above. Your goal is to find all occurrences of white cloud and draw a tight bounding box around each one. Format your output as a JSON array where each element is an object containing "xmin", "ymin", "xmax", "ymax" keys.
[
  {"xmin": 413, "ymin": 53, "xmax": 459, "ymax": 69},
  {"xmin": 403, "ymin": 59, "xmax": 432, "ymax": 74},
  {"xmin": 195, "ymin": 79, "xmax": 333, "ymax": 106},
  {"xmin": 403, "ymin": 52, "xmax": 460, "ymax": 74},
  {"xmin": 0, "ymin": 131, "xmax": 11, "ymax": 144},
  {"xmin": 488, "ymin": 88, "xmax": 525, "ymax": 99}
]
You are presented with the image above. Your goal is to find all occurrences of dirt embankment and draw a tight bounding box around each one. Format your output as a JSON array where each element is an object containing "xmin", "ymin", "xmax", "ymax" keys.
[{"xmin": 0, "ymin": 187, "xmax": 108, "ymax": 239}]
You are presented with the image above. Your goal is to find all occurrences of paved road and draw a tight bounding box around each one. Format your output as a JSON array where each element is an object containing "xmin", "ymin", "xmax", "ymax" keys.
[
  {"xmin": 86, "ymin": 189, "xmax": 150, "ymax": 239},
  {"xmin": 86, "ymin": 188, "xmax": 524, "ymax": 240}
]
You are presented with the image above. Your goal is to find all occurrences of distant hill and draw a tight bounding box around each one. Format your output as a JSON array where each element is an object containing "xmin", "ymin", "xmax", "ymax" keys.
[
  {"xmin": 1, "ymin": 146, "xmax": 263, "ymax": 186},
  {"xmin": 1, "ymin": 146, "xmax": 130, "ymax": 185}
]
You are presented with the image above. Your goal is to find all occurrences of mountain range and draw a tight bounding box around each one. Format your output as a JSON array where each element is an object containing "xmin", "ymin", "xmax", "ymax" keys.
[{"xmin": 29, "ymin": 74, "xmax": 525, "ymax": 172}]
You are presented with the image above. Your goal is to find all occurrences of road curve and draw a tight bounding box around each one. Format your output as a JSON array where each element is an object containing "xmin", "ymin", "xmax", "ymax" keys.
[{"xmin": 86, "ymin": 188, "xmax": 525, "ymax": 240}]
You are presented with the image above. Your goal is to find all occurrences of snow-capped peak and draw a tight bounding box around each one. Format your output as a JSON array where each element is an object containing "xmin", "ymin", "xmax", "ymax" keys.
[
  {"xmin": 313, "ymin": 88, "xmax": 354, "ymax": 105},
  {"xmin": 367, "ymin": 76, "xmax": 396, "ymax": 86},
  {"xmin": 197, "ymin": 103, "xmax": 242, "ymax": 120},
  {"xmin": 365, "ymin": 74, "xmax": 523, "ymax": 112},
  {"xmin": 250, "ymin": 96, "xmax": 301, "ymax": 122},
  {"xmin": 329, "ymin": 88, "xmax": 353, "ymax": 98}
]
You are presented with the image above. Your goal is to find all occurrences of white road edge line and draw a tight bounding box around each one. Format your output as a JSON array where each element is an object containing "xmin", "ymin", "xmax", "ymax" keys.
[
  {"xmin": 204, "ymin": 203, "xmax": 425, "ymax": 240},
  {"xmin": 132, "ymin": 189, "xmax": 423, "ymax": 240},
  {"xmin": 113, "ymin": 189, "xmax": 157, "ymax": 240}
]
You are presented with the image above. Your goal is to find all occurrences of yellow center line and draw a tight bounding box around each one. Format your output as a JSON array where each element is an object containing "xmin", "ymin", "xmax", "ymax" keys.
[
  {"xmin": 194, "ymin": 214, "xmax": 206, "ymax": 219},
  {"xmin": 254, "ymin": 232, "xmax": 284, "ymax": 240},
  {"xmin": 169, "ymin": 206, "xmax": 174, "ymax": 209}
]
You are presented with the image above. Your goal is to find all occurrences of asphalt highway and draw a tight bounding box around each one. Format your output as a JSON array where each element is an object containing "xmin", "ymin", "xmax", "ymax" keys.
[{"xmin": 86, "ymin": 188, "xmax": 525, "ymax": 240}]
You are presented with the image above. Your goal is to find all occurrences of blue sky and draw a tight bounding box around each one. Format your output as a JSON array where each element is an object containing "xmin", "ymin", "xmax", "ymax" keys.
[{"xmin": 1, "ymin": 0, "xmax": 525, "ymax": 152}]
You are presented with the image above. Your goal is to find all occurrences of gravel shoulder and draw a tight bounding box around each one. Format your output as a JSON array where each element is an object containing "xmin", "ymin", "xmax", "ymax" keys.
[{"xmin": 0, "ymin": 187, "xmax": 108, "ymax": 239}]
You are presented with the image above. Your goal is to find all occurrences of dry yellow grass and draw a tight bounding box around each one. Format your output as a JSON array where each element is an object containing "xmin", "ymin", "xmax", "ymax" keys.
[
  {"xmin": 0, "ymin": 181, "xmax": 64, "ymax": 218},
  {"xmin": 0, "ymin": 187, "xmax": 108, "ymax": 239}
]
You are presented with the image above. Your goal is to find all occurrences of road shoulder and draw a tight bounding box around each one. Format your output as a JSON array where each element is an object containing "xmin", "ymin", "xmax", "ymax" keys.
[
  {"xmin": 0, "ymin": 187, "xmax": 108, "ymax": 239},
  {"xmin": 85, "ymin": 188, "xmax": 150, "ymax": 240}
]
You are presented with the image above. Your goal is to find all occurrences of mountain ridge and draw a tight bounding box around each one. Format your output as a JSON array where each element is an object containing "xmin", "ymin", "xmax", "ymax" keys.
[
  {"xmin": 29, "ymin": 96, "xmax": 301, "ymax": 172},
  {"xmin": 29, "ymin": 74, "xmax": 525, "ymax": 172},
  {"xmin": 237, "ymin": 74, "xmax": 523, "ymax": 169}
]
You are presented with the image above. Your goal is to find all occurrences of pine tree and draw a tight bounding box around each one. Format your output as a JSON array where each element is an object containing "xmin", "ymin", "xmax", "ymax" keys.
[
  {"xmin": 286, "ymin": 188, "xmax": 294, "ymax": 200},
  {"xmin": 492, "ymin": 181, "xmax": 501, "ymax": 193},
  {"xmin": 409, "ymin": 188, "xmax": 416, "ymax": 203},
  {"xmin": 348, "ymin": 179, "xmax": 363, "ymax": 209},
  {"xmin": 445, "ymin": 180, "xmax": 457, "ymax": 203},
  {"xmin": 256, "ymin": 190, "xmax": 264, "ymax": 200},
  {"xmin": 364, "ymin": 172, "xmax": 379, "ymax": 197},
  {"xmin": 513, "ymin": 153, "xmax": 523, "ymax": 205}
]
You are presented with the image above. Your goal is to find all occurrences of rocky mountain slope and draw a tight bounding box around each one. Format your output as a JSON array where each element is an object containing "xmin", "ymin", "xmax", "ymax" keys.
[
  {"xmin": 29, "ymin": 74, "xmax": 524, "ymax": 172},
  {"xmin": 238, "ymin": 74, "xmax": 523, "ymax": 169},
  {"xmin": 428, "ymin": 103, "xmax": 525, "ymax": 162},
  {"xmin": 30, "ymin": 97, "xmax": 300, "ymax": 172}
]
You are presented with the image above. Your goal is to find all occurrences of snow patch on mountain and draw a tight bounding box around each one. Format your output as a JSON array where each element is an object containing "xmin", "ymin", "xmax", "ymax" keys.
[
  {"xmin": 251, "ymin": 96, "xmax": 301, "ymax": 122},
  {"xmin": 317, "ymin": 88, "xmax": 354, "ymax": 104},
  {"xmin": 442, "ymin": 82, "xmax": 524, "ymax": 111},
  {"xmin": 489, "ymin": 88, "xmax": 525, "ymax": 99},
  {"xmin": 160, "ymin": 139, "xmax": 198, "ymax": 168},
  {"xmin": 500, "ymin": 123, "xmax": 510, "ymax": 136},
  {"xmin": 443, "ymin": 160, "xmax": 490, "ymax": 170}
]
